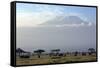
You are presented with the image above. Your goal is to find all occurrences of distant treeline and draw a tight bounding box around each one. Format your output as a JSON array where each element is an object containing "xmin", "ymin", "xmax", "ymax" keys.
[{"xmin": 16, "ymin": 48, "xmax": 96, "ymax": 58}]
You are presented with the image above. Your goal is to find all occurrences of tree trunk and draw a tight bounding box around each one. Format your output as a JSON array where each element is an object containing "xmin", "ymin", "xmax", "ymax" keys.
[{"xmin": 38, "ymin": 54, "xmax": 40, "ymax": 58}]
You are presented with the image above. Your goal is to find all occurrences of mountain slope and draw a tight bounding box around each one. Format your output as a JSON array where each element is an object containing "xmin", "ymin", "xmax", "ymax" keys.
[{"xmin": 40, "ymin": 16, "xmax": 88, "ymax": 25}]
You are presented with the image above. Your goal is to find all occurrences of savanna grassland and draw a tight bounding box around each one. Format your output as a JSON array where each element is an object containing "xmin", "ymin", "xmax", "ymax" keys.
[{"xmin": 16, "ymin": 54, "xmax": 96, "ymax": 65}]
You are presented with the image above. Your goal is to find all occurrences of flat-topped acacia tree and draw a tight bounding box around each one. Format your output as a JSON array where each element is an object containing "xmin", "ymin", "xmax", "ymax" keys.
[
  {"xmin": 34, "ymin": 49, "xmax": 45, "ymax": 58},
  {"xmin": 51, "ymin": 49, "xmax": 60, "ymax": 56},
  {"xmin": 88, "ymin": 48, "xmax": 95, "ymax": 55}
]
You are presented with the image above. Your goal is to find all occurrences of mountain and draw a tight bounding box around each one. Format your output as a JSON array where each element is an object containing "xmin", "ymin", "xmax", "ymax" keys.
[
  {"xmin": 16, "ymin": 16, "xmax": 96, "ymax": 52},
  {"xmin": 40, "ymin": 16, "xmax": 88, "ymax": 25}
]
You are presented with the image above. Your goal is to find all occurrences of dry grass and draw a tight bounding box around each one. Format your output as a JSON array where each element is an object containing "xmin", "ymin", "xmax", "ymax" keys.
[{"xmin": 16, "ymin": 55, "xmax": 96, "ymax": 65}]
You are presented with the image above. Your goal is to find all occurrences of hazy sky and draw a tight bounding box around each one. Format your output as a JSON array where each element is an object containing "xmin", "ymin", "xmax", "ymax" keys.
[
  {"xmin": 16, "ymin": 3, "xmax": 96, "ymax": 27},
  {"xmin": 16, "ymin": 3, "xmax": 96, "ymax": 52}
]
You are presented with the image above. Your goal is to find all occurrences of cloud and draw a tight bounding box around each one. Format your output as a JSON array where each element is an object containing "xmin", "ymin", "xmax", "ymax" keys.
[
  {"xmin": 88, "ymin": 22, "xmax": 92, "ymax": 26},
  {"xmin": 55, "ymin": 23, "xmax": 85, "ymax": 27},
  {"xmin": 17, "ymin": 12, "xmax": 56, "ymax": 27},
  {"xmin": 33, "ymin": 22, "xmax": 94, "ymax": 28}
]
